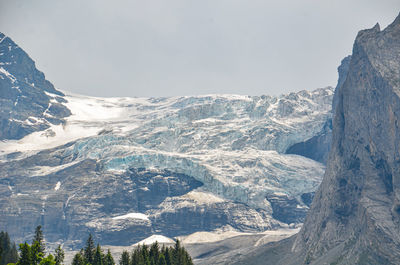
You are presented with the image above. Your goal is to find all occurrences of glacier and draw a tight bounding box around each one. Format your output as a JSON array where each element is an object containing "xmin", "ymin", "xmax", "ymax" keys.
[{"xmin": 0, "ymin": 86, "xmax": 333, "ymax": 248}]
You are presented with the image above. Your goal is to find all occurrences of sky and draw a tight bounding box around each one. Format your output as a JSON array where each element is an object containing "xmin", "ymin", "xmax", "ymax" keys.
[{"xmin": 0, "ymin": 1, "xmax": 399, "ymax": 97}]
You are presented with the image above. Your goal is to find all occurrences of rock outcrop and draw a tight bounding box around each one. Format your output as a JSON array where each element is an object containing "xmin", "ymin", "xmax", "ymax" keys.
[
  {"xmin": 0, "ymin": 32, "xmax": 70, "ymax": 140},
  {"xmin": 291, "ymin": 12, "xmax": 400, "ymax": 265}
]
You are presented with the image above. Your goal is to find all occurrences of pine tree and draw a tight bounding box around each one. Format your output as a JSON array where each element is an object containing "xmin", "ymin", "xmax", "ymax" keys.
[
  {"xmin": 158, "ymin": 254, "xmax": 166, "ymax": 265},
  {"xmin": 104, "ymin": 249, "xmax": 114, "ymax": 265},
  {"xmin": 149, "ymin": 242, "xmax": 159, "ymax": 265},
  {"xmin": 141, "ymin": 245, "xmax": 150, "ymax": 265},
  {"xmin": 33, "ymin": 226, "xmax": 45, "ymax": 254},
  {"xmin": 71, "ymin": 251, "xmax": 85, "ymax": 265},
  {"xmin": 131, "ymin": 246, "xmax": 141, "ymax": 265},
  {"xmin": 39, "ymin": 254, "xmax": 55, "ymax": 265},
  {"xmin": 9, "ymin": 243, "xmax": 19, "ymax": 265},
  {"xmin": 163, "ymin": 248, "xmax": 172, "ymax": 265},
  {"xmin": 93, "ymin": 244, "xmax": 103, "ymax": 265},
  {"xmin": 173, "ymin": 240, "xmax": 181, "ymax": 265},
  {"xmin": 0, "ymin": 231, "xmax": 18, "ymax": 265},
  {"xmin": 119, "ymin": 250, "xmax": 130, "ymax": 265},
  {"xmin": 16, "ymin": 243, "xmax": 31, "ymax": 265},
  {"xmin": 31, "ymin": 241, "xmax": 44, "ymax": 265},
  {"xmin": 183, "ymin": 251, "xmax": 193, "ymax": 265},
  {"xmin": 54, "ymin": 245, "xmax": 64, "ymax": 265},
  {"xmin": 84, "ymin": 234, "xmax": 95, "ymax": 264}
]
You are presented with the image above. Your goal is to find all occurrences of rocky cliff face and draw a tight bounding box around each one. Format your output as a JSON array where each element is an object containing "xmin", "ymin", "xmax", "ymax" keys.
[
  {"xmin": 292, "ymin": 13, "xmax": 400, "ymax": 265},
  {"xmin": 0, "ymin": 32, "xmax": 70, "ymax": 140}
]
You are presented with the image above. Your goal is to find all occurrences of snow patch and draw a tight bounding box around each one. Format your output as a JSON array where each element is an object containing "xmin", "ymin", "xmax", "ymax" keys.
[
  {"xmin": 27, "ymin": 161, "xmax": 81, "ymax": 177},
  {"xmin": 133, "ymin": 235, "xmax": 175, "ymax": 246},
  {"xmin": 0, "ymin": 67, "xmax": 16, "ymax": 83},
  {"xmin": 112, "ymin": 213, "xmax": 149, "ymax": 221}
]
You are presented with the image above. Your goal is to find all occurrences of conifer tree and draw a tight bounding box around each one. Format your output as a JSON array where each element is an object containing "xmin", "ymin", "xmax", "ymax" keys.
[
  {"xmin": 158, "ymin": 254, "xmax": 167, "ymax": 265},
  {"xmin": 84, "ymin": 234, "xmax": 95, "ymax": 264},
  {"xmin": 71, "ymin": 251, "xmax": 85, "ymax": 265},
  {"xmin": 31, "ymin": 241, "xmax": 44, "ymax": 265},
  {"xmin": 119, "ymin": 250, "xmax": 129, "ymax": 265},
  {"xmin": 0, "ymin": 232, "xmax": 18, "ymax": 265},
  {"xmin": 54, "ymin": 245, "xmax": 64, "ymax": 265},
  {"xmin": 16, "ymin": 243, "xmax": 31, "ymax": 265},
  {"xmin": 9, "ymin": 243, "xmax": 19, "ymax": 264},
  {"xmin": 93, "ymin": 244, "xmax": 103, "ymax": 265},
  {"xmin": 184, "ymin": 251, "xmax": 193, "ymax": 265},
  {"xmin": 33, "ymin": 226, "xmax": 45, "ymax": 254},
  {"xmin": 104, "ymin": 249, "xmax": 114, "ymax": 265},
  {"xmin": 149, "ymin": 242, "xmax": 159, "ymax": 264},
  {"xmin": 163, "ymin": 247, "xmax": 172, "ymax": 265},
  {"xmin": 173, "ymin": 240, "xmax": 181, "ymax": 265},
  {"xmin": 39, "ymin": 254, "xmax": 55, "ymax": 265},
  {"xmin": 131, "ymin": 246, "xmax": 142, "ymax": 265}
]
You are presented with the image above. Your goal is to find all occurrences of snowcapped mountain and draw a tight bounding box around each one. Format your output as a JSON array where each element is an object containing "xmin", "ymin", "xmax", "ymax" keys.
[{"xmin": 0, "ymin": 32, "xmax": 334, "ymax": 249}]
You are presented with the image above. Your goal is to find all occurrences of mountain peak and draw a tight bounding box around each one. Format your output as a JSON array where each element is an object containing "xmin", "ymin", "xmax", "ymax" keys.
[
  {"xmin": 0, "ymin": 32, "xmax": 71, "ymax": 140},
  {"xmin": 372, "ymin": 22, "xmax": 380, "ymax": 32}
]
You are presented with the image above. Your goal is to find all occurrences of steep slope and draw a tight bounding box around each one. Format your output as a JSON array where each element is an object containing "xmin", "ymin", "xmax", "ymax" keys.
[
  {"xmin": 0, "ymin": 32, "xmax": 70, "ymax": 140},
  {"xmin": 290, "ymin": 13, "xmax": 400, "ymax": 265}
]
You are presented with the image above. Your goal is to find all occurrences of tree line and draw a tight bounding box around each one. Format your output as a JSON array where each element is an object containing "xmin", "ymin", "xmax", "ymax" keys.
[
  {"xmin": 8, "ymin": 225, "xmax": 64, "ymax": 265},
  {"xmin": 1, "ymin": 227, "xmax": 193, "ymax": 265},
  {"xmin": 0, "ymin": 231, "xmax": 18, "ymax": 265},
  {"xmin": 72, "ymin": 234, "xmax": 193, "ymax": 265}
]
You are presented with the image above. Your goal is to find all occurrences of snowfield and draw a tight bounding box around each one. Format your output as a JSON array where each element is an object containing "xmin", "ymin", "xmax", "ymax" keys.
[{"xmin": 112, "ymin": 213, "xmax": 150, "ymax": 221}]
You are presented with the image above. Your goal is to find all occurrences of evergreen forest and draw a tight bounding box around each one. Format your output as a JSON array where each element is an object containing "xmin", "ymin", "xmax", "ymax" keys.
[{"xmin": 0, "ymin": 227, "xmax": 193, "ymax": 265}]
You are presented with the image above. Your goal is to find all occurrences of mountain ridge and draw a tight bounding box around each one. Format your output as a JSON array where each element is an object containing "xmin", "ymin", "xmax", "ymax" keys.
[{"xmin": 0, "ymin": 31, "xmax": 70, "ymax": 140}]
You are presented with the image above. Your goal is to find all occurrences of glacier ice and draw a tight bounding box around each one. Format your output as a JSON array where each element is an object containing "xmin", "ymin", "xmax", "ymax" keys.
[{"xmin": 59, "ymin": 87, "xmax": 332, "ymax": 211}]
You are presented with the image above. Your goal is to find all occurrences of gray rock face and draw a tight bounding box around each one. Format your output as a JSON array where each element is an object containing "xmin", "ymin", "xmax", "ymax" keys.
[
  {"xmin": 266, "ymin": 193, "xmax": 307, "ymax": 224},
  {"xmin": 0, "ymin": 32, "xmax": 71, "ymax": 140},
  {"xmin": 0, "ymin": 149, "xmax": 275, "ymax": 248},
  {"xmin": 332, "ymin": 55, "xmax": 351, "ymax": 115},
  {"xmin": 291, "ymin": 13, "xmax": 400, "ymax": 264},
  {"xmin": 285, "ymin": 119, "xmax": 332, "ymax": 164}
]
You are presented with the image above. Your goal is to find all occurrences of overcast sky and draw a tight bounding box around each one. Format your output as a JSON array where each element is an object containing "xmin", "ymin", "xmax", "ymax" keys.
[{"xmin": 0, "ymin": 1, "xmax": 399, "ymax": 97}]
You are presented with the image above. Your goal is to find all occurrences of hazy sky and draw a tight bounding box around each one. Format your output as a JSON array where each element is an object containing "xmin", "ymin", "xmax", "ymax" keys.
[{"xmin": 0, "ymin": 1, "xmax": 399, "ymax": 97}]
